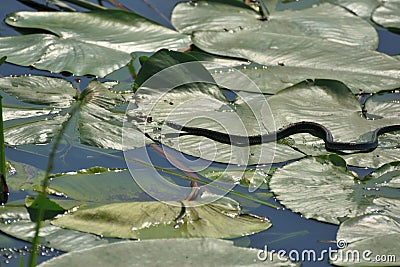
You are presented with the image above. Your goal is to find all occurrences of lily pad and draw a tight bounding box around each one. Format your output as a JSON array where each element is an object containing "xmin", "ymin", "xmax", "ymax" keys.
[
  {"xmin": 0, "ymin": 76, "xmax": 149, "ymax": 149},
  {"xmin": 200, "ymin": 167, "xmax": 272, "ymax": 189},
  {"xmin": 5, "ymin": 161, "xmax": 45, "ymax": 194},
  {"xmin": 332, "ymin": 214, "xmax": 400, "ymax": 266},
  {"xmin": 0, "ymin": 10, "xmax": 190, "ymax": 76},
  {"xmin": 37, "ymin": 238, "xmax": 299, "ymax": 267},
  {"xmin": 172, "ymin": 1, "xmax": 377, "ymax": 48},
  {"xmin": 0, "ymin": 205, "xmax": 115, "ymax": 251},
  {"xmin": 25, "ymin": 195, "xmax": 66, "ymax": 221},
  {"xmin": 44, "ymin": 167, "xmax": 142, "ymax": 203},
  {"xmin": 372, "ymin": 0, "xmax": 400, "ymax": 32},
  {"xmin": 52, "ymin": 195, "xmax": 271, "ymax": 239},
  {"xmin": 343, "ymin": 90, "xmax": 400, "ymax": 167},
  {"xmin": 269, "ymin": 156, "xmax": 400, "ymax": 224},
  {"xmin": 192, "ymin": 29, "xmax": 400, "ymax": 93},
  {"xmin": 333, "ymin": 0, "xmax": 382, "ymax": 19}
]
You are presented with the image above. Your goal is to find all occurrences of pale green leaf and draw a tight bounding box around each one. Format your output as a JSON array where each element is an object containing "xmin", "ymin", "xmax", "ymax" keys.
[
  {"xmin": 0, "ymin": 205, "xmax": 115, "ymax": 251},
  {"xmin": 1, "ymin": 76, "xmax": 150, "ymax": 149},
  {"xmin": 332, "ymin": 214, "xmax": 400, "ymax": 266},
  {"xmin": 332, "ymin": 0, "xmax": 382, "ymax": 19},
  {"xmin": 52, "ymin": 197, "xmax": 271, "ymax": 239},
  {"xmin": 269, "ymin": 157, "xmax": 400, "ymax": 224},
  {"xmin": 192, "ymin": 29, "xmax": 400, "ymax": 93},
  {"xmin": 372, "ymin": 0, "xmax": 400, "ymax": 31},
  {"xmin": 343, "ymin": 93, "xmax": 400, "ymax": 168},
  {"xmin": 37, "ymin": 239, "xmax": 299, "ymax": 267},
  {"xmin": 46, "ymin": 168, "xmax": 142, "ymax": 202},
  {"xmin": 172, "ymin": 1, "xmax": 377, "ymax": 48},
  {"xmin": 0, "ymin": 10, "xmax": 190, "ymax": 76},
  {"xmin": 0, "ymin": 76, "xmax": 75, "ymax": 108}
]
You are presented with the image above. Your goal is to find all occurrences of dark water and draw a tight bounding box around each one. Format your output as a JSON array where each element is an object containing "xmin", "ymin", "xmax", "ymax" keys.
[{"xmin": 1, "ymin": 1, "xmax": 400, "ymax": 266}]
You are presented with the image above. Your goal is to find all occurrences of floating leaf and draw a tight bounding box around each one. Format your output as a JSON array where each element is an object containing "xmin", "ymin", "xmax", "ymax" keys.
[
  {"xmin": 52, "ymin": 195, "xmax": 271, "ymax": 239},
  {"xmin": 25, "ymin": 195, "xmax": 66, "ymax": 221},
  {"xmin": 269, "ymin": 156, "xmax": 400, "ymax": 224},
  {"xmin": 37, "ymin": 238, "xmax": 299, "ymax": 267},
  {"xmin": 200, "ymin": 167, "xmax": 272, "ymax": 189},
  {"xmin": 320, "ymin": 92, "xmax": 399, "ymax": 168},
  {"xmin": 170, "ymin": 0, "xmax": 400, "ymax": 93},
  {"xmin": 0, "ymin": 76, "xmax": 150, "ymax": 149},
  {"xmin": 5, "ymin": 161, "xmax": 45, "ymax": 194},
  {"xmin": 332, "ymin": 0, "xmax": 382, "ymax": 19},
  {"xmin": 0, "ymin": 205, "xmax": 115, "ymax": 251},
  {"xmin": 0, "ymin": 75, "xmax": 76, "ymax": 108},
  {"xmin": 332, "ymin": 214, "xmax": 400, "ymax": 266},
  {"xmin": 192, "ymin": 29, "xmax": 400, "ymax": 93},
  {"xmin": 172, "ymin": 1, "xmax": 377, "ymax": 48},
  {"xmin": 133, "ymin": 49, "xmax": 199, "ymax": 89},
  {"xmin": 372, "ymin": 0, "xmax": 400, "ymax": 32},
  {"xmin": 0, "ymin": 10, "xmax": 190, "ymax": 76},
  {"xmin": 44, "ymin": 167, "xmax": 142, "ymax": 203}
]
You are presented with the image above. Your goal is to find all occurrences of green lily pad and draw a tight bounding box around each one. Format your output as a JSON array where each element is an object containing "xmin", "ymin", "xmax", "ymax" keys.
[
  {"xmin": 170, "ymin": 0, "xmax": 400, "ymax": 94},
  {"xmin": 44, "ymin": 167, "xmax": 142, "ymax": 203},
  {"xmin": 200, "ymin": 167, "xmax": 272, "ymax": 189},
  {"xmin": 172, "ymin": 1, "xmax": 377, "ymax": 48},
  {"xmin": 372, "ymin": 0, "xmax": 400, "ymax": 32},
  {"xmin": 269, "ymin": 156, "xmax": 400, "ymax": 224},
  {"xmin": 332, "ymin": 214, "xmax": 400, "ymax": 266},
  {"xmin": 37, "ymin": 238, "xmax": 299, "ymax": 267},
  {"xmin": 5, "ymin": 161, "xmax": 45, "ymax": 194},
  {"xmin": 52, "ymin": 195, "xmax": 271, "ymax": 239},
  {"xmin": 0, "ymin": 10, "xmax": 190, "ymax": 76},
  {"xmin": 0, "ymin": 205, "xmax": 115, "ymax": 251},
  {"xmin": 192, "ymin": 29, "xmax": 400, "ymax": 93},
  {"xmin": 7, "ymin": 161, "xmax": 145, "ymax": 206},
  {"xmin": 25, "ymin": 195, "xmax": 66, "ymax": 221},
  {"xmin": 332, "ymin": 0, "xmax": 382, "ymax": 19},
  {"xmin": 133, "ymin": 49, "xmax": 200, "ymax": 89},
  {"xmin": 344, "ymin": 94, "xmax": 400, "ymax": 168},
  {"xmin": 0, "ymin": 76, "xmax": 149, "ymax": 149}
]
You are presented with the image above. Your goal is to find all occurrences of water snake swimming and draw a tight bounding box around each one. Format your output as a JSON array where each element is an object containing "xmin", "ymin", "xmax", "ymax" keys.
[{"xmin": 165, "ymin": 121, "xmax": 400, "ymax": 153}]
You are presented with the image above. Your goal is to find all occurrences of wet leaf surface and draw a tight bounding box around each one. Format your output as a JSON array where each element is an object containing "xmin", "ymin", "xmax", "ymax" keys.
[{"xmin": 0, "ymin": 10, "xmax": 190, "ymax": 76}]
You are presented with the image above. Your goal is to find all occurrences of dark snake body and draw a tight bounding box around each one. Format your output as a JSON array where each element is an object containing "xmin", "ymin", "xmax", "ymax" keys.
[{"xmin": 165, "ymin": 121, "xmax": 400, "ymax": 153}]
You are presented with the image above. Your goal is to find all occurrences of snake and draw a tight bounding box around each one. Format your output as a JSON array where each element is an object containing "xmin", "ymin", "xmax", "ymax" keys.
[{"xmin": 165, "ymin": 121, "xmax": 400, "ymax": 153}]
